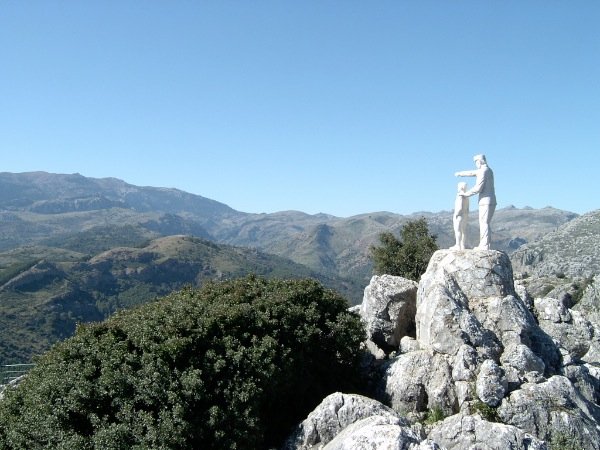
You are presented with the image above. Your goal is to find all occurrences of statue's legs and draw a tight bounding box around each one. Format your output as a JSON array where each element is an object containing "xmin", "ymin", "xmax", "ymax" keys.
[{"xmin": 477, "ymin": 203, "xmax": 496, "ymax": 250}]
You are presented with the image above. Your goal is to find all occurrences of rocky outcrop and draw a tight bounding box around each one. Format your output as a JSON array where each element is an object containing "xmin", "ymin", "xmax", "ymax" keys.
[
  {"xmin": 322, "ymin": 416, "xmax": 438, "ymax": 450},
  {"xmin": 498, "ymin": 375, "xmax": 600, "ymax": 448},
  {"xmin": 283, "ymin": 392, "xmax": 439, "ymax": 450},
  {"xmin": 378, "ymin": 250, "xmax": 562, "ymax": 417},
  {"xmin": 285, "ymin": 248, "xmax": 600, "ymax": 449},
  {"xmin": 428, "ymin": 413, "xmax": 547, "ymax": 449},
  {"xmin": 511, "ymin": 209, "xmax": 600, "ymax": 278},
  {"xmin": 574, "ymin": 275, "xmax": 600, "ymax": 329},
  {"xmin": 283, "ymin": 393, "xmax": 409, "ymax": 449},
  {"xmin": 359, "ymin": 275, "xmax": 418, "ymax": 353},
  {"xmin": 534, "ymin": 296, "xmax": 596, "ymax": 363}
]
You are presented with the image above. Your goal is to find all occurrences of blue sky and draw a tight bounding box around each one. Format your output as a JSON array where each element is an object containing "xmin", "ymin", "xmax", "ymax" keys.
[{"xmin": 1, "ymin": 2, "xmax": 599, "ymax": 217}]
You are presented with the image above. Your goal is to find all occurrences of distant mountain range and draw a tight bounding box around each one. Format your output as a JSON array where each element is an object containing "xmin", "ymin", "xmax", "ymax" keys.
[
  {"xmin": 511, "ymin": 209, "xmax": 600, "ymax": 279},
  {"xmin": 0, "ymin": 171, "xmax": 577, "ymax": 279},
  {"xmin": 0, "ymin": 171, "xmax": 586, "ymax": 363}
]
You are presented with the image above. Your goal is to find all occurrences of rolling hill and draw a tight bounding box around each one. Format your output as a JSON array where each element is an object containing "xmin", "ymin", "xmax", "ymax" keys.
[{"xmin": 0, "ymin": 235, "xmax": 357, "ymax": 364}]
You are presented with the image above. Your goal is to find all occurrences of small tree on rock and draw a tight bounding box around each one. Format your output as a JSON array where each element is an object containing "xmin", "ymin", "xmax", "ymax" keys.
[{"xmin": 370, "ymin": 218, "xmax": 438, "ymax": 281}]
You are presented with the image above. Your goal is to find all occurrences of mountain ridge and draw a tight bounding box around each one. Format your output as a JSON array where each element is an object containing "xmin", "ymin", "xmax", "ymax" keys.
[
  {"xmin": 0, "ymin": 171, "xmax": 237, "ymax": 219},
  {"xmin": 0, "ymin": 171, "xmax": 580, "ymax": 290},
  {"xmin": 0, "ymin": 171, "xmax": 587, "ymax": 363}
]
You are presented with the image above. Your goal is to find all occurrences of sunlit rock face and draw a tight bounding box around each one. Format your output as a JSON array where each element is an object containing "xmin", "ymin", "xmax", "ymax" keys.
[{"xmin": 285, "ymin": 249, "xmax": 600, "ymax": 449}]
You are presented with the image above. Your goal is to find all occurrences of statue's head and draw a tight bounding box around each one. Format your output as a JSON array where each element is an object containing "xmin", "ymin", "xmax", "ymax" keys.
[
  {"xmin": 473, "ymin": 154, "xmax": 487, "ymax": 167},
  {"xmin": 457, "ymin": 181, "xmax": 467, "ymax": 192}
]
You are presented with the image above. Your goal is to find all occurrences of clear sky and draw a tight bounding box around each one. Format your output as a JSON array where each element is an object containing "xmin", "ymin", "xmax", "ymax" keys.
[{"xmin": 1, "ymin": 2, "xmax": 599, "ymax": 217}]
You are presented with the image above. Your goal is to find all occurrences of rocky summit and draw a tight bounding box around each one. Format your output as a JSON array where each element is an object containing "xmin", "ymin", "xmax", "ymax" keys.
[{"xmin": 284, "ymin": 249, "xmax": 600, "ymax": 449}]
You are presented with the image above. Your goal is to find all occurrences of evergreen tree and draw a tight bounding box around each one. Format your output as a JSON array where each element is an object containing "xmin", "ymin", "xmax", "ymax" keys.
[{"xmin": 370, "ymin": 218, "xmax": 438, "ymax": 281}]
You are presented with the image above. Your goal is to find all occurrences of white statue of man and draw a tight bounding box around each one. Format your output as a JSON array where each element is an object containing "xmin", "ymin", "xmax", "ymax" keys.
[
  {"xmin": 455, "ymin": 154, "xmax": 496, "ymax": 250},
  {"xmin": 451, "ymin": 181, "xmax": 469, "ymax": 250}
]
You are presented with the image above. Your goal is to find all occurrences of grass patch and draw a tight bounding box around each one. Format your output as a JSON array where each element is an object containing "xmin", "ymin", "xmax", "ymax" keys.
[
  {"xmin": 472, "ymin": 400, "xmax": 499, "ymax": 422},
  {"xmin": 550, "ymin": 431, "xmax": 585, "ymax": 450},
  {"xmin": 424, "ymin": 405, "xmax": 446, "ymax": 425}
]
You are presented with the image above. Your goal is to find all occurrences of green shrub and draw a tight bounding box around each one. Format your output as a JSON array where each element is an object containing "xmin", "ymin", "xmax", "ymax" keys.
[
  {"xmin": 0, "ymin": 276, "xmax": 365, "ymax": 449},
  {"xmin": 571, "ymin": 277, "xmax": 593, "ymax": 305},
  {"xmin": 424, "ymin": 405, "xmax": 446, "ymax": 425},
  {"xmin": 471, "ymin": 400, "xmax": 498, "ymax": 422},
  {"xmin": 539, "ymin": 284, "xmax": 555, "ymax": 298},
  {"xmin": 550, "ymin": 430, "xmax": 585, "ymax": 450},
  {"xmin": 370, "ymin": 218, "xmax": 438, "ymax": 281}
]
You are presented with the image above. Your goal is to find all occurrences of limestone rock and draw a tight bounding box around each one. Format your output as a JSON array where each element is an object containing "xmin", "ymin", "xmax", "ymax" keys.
[
  {"xmin": 283, "ymin": 392, "xmax": 406, "ymax": 449},
  {"xmin": 360, "ymin": 275, "xmax": 418, "ymax": 352},
  {"xmin": 286, "ymin": 248, "xmax": 600, "ymax": 449},
  {"xmin": 500, "ymin": 343, "xmax": 545, "ymax": 387},
  {"xmin": 378, "ymin": 350, "xmax": 456, "ymax": 418},
  {"xmin": 416, "ymin": 250, "xmax": 561, "ymax": 374},
  {"xmin": 362, "ymin": 339, "xmax": 386, "ymax": 361},
  {"xmin": 573, "ymin": 276, "xmax": 600, "ymax": 365},
  {"xmin": 416, "ymin": 250, "xmax": 515, "ymax": 358},
  {"xmin": 284, "ymin": 393, "xmax": 439, "ymax": 450},
  {"xmin": 498, "ymin": 375, "xmax": 600, "ymax": 448},
  {"xmin": 321, "ymin": 415, "xmax": 436, "ymax": 450},
  {"xmin": 574, "ymin": 276, "xmax": 600, "ymax": 327},
  {"xmin": 469, "ymin": 295, "xmax": 536, "ymax": 349},
  {"xmin": 476, "ymin": 359, "xmax": 507, "ymax": 407},
  {"xmin": 563, "ymin": 364, "xmax": 600, "ymax": 404},
  {"xmin": 399, "ymin": 336, "xmax": 420, "ymax": 354},
  {"xmin": 535, "ymin": 296, "xmax": 572, "ymax": 323},
  {"xmin": 514, "ymin": 279, "xmax": 534, "ymax": 310},
  {"xmin": 428, "ymin": 413, "xmax": 547, "ymax": 450},
  {"xmin": 421, "ymin": 249, "xmax": 516, "ymax": 302},
  {"xmin": 534, "ymin": 297, "xmax": 595, "ymax": 362},
  {"xmin": 451, "ymin": 344, "xmax": 478, "ymax": 382},
  {"xmin": 510, "ymin": 210, "xmax": 600, "ymax": 279}
]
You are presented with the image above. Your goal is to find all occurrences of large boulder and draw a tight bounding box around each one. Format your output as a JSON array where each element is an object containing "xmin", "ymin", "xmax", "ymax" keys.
[
  {"xmin": 283, "ymin": 393, "xmax": 406, "ymax": 449},
  {"xmin": 378, "ymin": 350, "xmax": 457, "ymax": 418},
  {"xmin": 283, "ymin": 392, "xmax": 437, "ymax": 449},
  {"xmin": 415, "ymin": 249, "xmax": 515, "ymax": 358},
  {"xmin": 360, "ymin": 275, "xmax": 418, "ymax": 353},
  {"xmin": 476, "ymin": 359, "xmax": 507, "ymax": 407},
  {"xmin": 428, "ymin": 413, "xmax": 547, "ymax": 449},
  {"xmin": 321, "ymin": 415, "xmax": 437, "ymax": 450},
  {"xmin": 373, "ymin": 248, "xmax": 600, "ymax": 443},
  {"xmin": 415, "ymin": 249, "xmax": 561, "ymax": 373},
  {"xmin": 420, "ymin": 250, "xmax": 516, "ymax": 302},
  {"xmin": 376, "ymin": 249, "xmax": 562, "ymax": 418},
  {"xmin": 534, "ymin": 296, "xmax": 595, "ymax": 363},
  {"xmin": 500, "ymin": 343, "xmax": 546, "ymax": 388}
]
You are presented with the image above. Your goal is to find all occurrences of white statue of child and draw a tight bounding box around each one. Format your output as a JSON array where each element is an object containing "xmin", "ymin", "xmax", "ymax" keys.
[{"xmin": 451, "ymin": 181, "xmax": 469, "ymax": 250}]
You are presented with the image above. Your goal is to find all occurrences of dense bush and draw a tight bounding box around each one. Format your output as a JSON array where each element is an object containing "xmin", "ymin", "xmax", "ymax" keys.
[{"xmin": 0, "ymin": 276, "xmax": 365, "ymax": 449}]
